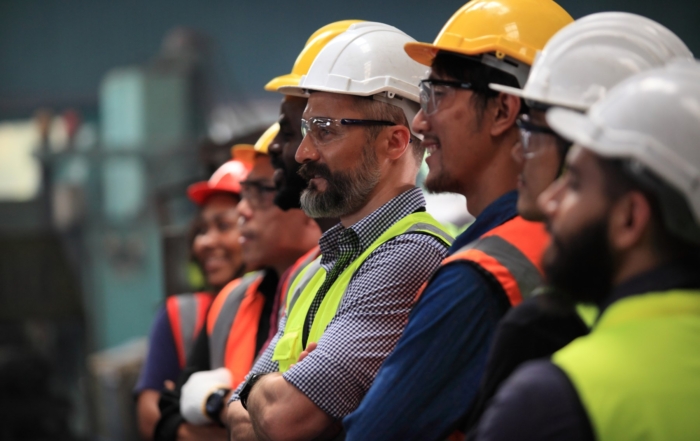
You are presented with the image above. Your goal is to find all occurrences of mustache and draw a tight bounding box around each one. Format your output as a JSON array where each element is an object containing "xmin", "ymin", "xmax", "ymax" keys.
[{"xmin": 298, "ymin": 162, "xmax": 332, "ymax": 181}]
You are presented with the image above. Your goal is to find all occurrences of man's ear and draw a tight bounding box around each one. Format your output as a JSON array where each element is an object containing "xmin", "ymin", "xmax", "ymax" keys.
[
  {"xmin": 383, "ymin": 125, "xmax": 412, "ymax": 161},
  {"xmin": 609, "ymin": 191, "xmax": 653, "ymax": 251},
  {"xmin": 490, "ymin": 93, "xmax": 521, "ymax": 137}
]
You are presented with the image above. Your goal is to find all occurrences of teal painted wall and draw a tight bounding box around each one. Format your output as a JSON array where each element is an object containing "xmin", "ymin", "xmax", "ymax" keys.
[{"xmin": 1, "ymin": 0, "xmax": 698, "ymax": 119}]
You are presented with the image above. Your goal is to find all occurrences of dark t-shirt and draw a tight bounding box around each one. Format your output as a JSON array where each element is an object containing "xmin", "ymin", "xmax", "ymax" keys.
[{"xmin": 135, "ymin": 306, "xmax": 183, "ymax": 394}]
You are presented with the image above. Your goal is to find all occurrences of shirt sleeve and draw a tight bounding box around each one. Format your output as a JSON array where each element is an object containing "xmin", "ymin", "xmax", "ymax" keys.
[
  {"xmin": 283, "ymin": 234, "xmax": 448, "ymax": 419},
  {"xmin": 474, "ymin": 360, "xmax": 595, "ymax": 441},
  {"xmin": 343, "ymin": 262, "xmax": 507, "ymax": 441},
  {"xmin": 134, "ymin": 306, "xmax": 181, "ymax": 394}
]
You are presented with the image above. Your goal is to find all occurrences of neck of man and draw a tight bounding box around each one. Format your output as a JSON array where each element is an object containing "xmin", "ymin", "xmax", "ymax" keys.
[
  {"xmin": 462, "ymin": 135, "xmax": 519, "ymax": 218},
  {"xmin": 612, "ymin": 245, "xmax": 667, "ymax": 289},
  {"xmin": 314, "ymin": 217, "xmax": 340, "ymax": 233},
  {"xmin": 340, "ymin": 179, "xmax": 415, "ymax": 227}
]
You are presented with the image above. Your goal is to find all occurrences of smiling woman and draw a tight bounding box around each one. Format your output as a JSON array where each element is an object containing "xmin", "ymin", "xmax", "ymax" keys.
[{"xmin": 133, "ymin": 151, "xmax": 253, "ymax": 441}]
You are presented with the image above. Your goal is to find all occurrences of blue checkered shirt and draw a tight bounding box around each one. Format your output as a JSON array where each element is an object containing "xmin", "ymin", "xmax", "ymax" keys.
[{"xmin": 230, "ymin": 187, "xmax": 448, "ymax": 418}]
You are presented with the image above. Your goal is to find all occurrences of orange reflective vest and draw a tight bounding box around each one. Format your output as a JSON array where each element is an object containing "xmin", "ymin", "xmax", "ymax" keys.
[
  {"xmin": 206, "ymin": 271, "xmax": 266, "ymax": 387},
  {"xmin": 166, "ymin": 292, "xmax": 215, "ymax": 368},
  {"xmin": 421, "ymin": 216, "xmax": 549, "ymax": 307}
]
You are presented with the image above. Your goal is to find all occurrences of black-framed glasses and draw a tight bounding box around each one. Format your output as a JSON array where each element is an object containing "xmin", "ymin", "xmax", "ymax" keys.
[
  {"xmin": 419, "ymin": 79, "xmax": 475, "ymax": 116},
  {"xmin": 515, "ymin": 116, "xmax": 572, "ymax": 160},
  {"xmin": 301, "ymin": 117, "xmax": 397, "ymax": 146},
  {"xmin": 240, "ymin": 180, "xmax": 277, "ymax": 209}
]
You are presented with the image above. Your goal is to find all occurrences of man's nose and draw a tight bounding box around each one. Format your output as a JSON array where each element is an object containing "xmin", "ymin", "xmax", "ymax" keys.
[
  {"xmin": 412, "ymin": 108, "xmax": 429, "ymax": 136},
  {"xmin": 237, "ymin": 197, "xmax": 253, "ymax": 220},
  {"xmin": 295, "ymin": 135, "xmax": 320, "ymax": 164}
]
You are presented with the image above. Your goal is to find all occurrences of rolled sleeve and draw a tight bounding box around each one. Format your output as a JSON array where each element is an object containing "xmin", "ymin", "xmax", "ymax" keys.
[
  {"xmin": 343, "ymin": 262, "xmax": 508, "ymax": 441},
  {"xmin": 283, "ymin": 234, "xmax": 448, "ymax": 418}
]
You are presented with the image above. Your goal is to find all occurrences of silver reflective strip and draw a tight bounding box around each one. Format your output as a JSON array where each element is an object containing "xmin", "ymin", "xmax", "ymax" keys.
[
  {"xmin": 405, "ymin": 222, "xmax": 454, "ymax": 246},
  {"xmin": 177, "ymin": 295, "xmax": 198, "ymax": 362},
  {"xmin": 209, "ymin": 272, "xmax": 260, "ymax": 368},
  {"xmin": 287, "ymin": 259, "xmax": 323, "ymax": 315},
  {"xmin": 458, "ymin": 236, "xmax": 542, "ymax": 301}
]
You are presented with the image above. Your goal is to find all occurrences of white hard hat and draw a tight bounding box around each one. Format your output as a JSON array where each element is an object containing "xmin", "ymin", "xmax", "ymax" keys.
[
  {"xmin": 279, "ymin": 22, "xmax": 428, "ymax": 126},
  {"xmin": 491, "ymin": 12, "xmax": 693, "ymax": 111},
  {"xmin": 547, "ymin": 60, "xmax": 700, "ymax": 242}
]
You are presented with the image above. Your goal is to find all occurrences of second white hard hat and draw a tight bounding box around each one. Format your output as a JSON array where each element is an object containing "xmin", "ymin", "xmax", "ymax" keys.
[
  {"xmin": 547, "ymin": 60, "xmax": 700, "ymax": 241},
  {"xmin": 491, "ymin": 12, "xmax": 693, "ymax": 111},
  {"xmin": 279, "ymin": 22, "xmax": 428, "ymax": 125}
]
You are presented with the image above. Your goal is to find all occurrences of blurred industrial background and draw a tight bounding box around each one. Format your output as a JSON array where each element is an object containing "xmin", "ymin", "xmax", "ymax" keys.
[{"xmin": 0, "ymin": 1, "xmax": 698, "ymax": 440}]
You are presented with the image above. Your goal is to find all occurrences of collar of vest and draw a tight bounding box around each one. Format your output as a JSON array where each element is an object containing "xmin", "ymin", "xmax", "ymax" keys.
[{"xmin": 596, "ymin": 290, "xmax": 700, "ymax": 331}]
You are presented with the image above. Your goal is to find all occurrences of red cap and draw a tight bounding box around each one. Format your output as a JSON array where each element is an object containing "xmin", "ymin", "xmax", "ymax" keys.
[{"xmin": 187, "ymin": 157, "xmax": 252, "ymax": 205}]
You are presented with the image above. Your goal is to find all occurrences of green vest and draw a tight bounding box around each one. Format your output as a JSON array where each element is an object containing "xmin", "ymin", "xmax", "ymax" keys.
[
  {"xmin": 272, "ymin": 211, "xmax": 453, "ymax": 372},
  {"xmin": 553, "ymin": 290, "xmax": 700, "ymax": 441}
]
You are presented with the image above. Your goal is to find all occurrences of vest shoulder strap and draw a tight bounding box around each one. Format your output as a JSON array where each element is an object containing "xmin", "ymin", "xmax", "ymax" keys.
[
  {"xmin": 443, "ymin": 216, "xmax": 548, "ymax": 306},
  {"xmin": 207, "ymin": 271, "xmax": 264, "ymax": 369},
  {"xmin": 166, "ymin": 292, "xmax": 214, "ymax": 368}
]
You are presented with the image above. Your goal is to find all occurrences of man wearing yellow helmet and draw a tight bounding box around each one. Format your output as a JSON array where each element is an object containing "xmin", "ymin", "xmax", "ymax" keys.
[{"xmin": 344, "ymin": 1, "xmax": 572, "ymax": 440}]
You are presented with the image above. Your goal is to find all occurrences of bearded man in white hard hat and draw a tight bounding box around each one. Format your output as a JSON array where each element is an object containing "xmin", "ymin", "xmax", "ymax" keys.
[
  {"xmin": 226, "ymin": 22, "xmax": 453, "ymax": 441},
  {"xmin": 462, "ymin": 12, "xmax": 695, "ymax": 434},
  {"xmin": 476, "ymin": 60, "xmax": 700, "ymax": 441}
]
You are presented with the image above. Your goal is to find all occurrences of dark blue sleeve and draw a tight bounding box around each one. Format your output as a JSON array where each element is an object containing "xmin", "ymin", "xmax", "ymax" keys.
[
  {"xmin": 134, "ymin": 306, "xmax": 182, "ymax": 394},
  {"xmin": 343, "ymin": 262, "xmax": 507, "ymax": 441},
  {"xmin": 474, "ymin": 360, "xmax": 594, "ymax": 441}
]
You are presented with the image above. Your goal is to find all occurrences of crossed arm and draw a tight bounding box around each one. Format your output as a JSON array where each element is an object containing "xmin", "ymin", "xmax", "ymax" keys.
[{"xmin": 227, "ymin": 344, "xmax": 340, "ymax": 441}]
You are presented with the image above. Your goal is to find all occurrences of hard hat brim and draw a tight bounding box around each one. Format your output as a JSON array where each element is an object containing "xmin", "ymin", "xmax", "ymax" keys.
[
  {"xmin": 489, "ymin": 83, "xmax": 525, "ymax": 98},
  {"xmin": 404, "ymin": 41, "xmax": 441, "ymax": 67},
  {"xmin": 405, "ymin": 40, "xmax": 537, "ymax": 68},
  {"xmin": 264, "ymin": 74, "xmax": 302, "ymax": 93},
  {"xmin": 547, "ymin": 107, "xmax": 613, "ymax": 157},
  {"xmin": 187, "ymin": 181, "xmax": 237, "ymax": 206}
]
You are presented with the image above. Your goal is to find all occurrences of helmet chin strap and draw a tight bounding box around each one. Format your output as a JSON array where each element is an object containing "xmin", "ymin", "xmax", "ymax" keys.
[{"xmin": 372, "ymin": 92, "xmax": 423, "ymax": 141}]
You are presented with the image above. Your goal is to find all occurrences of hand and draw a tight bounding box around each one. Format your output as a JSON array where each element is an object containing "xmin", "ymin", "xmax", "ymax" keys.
[
  {"xmin": 290, "ymin": 342, "xmax": 317, "ymax": 368},
  {"xmin": 180, "ymin": 368, "xmax": 232, "ymax": 425}
]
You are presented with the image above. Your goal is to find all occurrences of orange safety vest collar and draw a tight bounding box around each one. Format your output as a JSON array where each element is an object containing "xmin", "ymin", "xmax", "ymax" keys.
[
  {"xmin": 166, "ymin": 292, "xmax": 215, "ymax": 368},
  {"xmin": 424, "ymin": 216, "xmax": 549, "ymax": 306},
  {"xmin": 206, "ymin": 271, "xmax": 266, "ymax": 387}
]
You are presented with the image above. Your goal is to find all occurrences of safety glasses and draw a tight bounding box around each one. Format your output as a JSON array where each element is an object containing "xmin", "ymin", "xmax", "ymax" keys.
[
  {"xmin": 300, "ymin": 117, "xmax": 397, "ymax": 146},
  {"xmin": 515, "ymin": 115, "xmax": 572, "ymax": 160},
  {"xmin": 419, "ymin": 79, "xmax": 475, "ymax": 116},
  {"xmin": 240, "ymin": 180, "xmax": 277, "ymax": 209}
]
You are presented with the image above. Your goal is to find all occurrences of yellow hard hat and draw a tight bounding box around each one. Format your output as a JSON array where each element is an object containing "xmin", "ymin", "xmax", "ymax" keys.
[
  {"xmin": 229, "ymin": 123, "xmax": 279, "ymax": 158},
  {"xmin": 254, "ymin": 123, "xmax": 280, "ymax": 154},
  {"xmin": 405, "ymin": 0, "xmax": 573, "ymax": 67},
  {"xmin": 264, "ymin": 20, "xmax": 364, "ymax": 92}
]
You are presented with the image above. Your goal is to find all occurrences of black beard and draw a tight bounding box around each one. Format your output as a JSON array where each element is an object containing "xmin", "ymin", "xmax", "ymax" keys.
[
  {"xmin": 270, "ymin": 153, "xmax": 306, "ymax": 211},
  {"xmin": 543, "ymin": 217, "xmax": 615, "ymax": 304}
]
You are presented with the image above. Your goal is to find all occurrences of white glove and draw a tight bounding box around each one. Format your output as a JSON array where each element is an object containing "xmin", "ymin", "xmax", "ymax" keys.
[{"xmin": 180, "ymin": 367, "xmax": 232, "ymax": 425}]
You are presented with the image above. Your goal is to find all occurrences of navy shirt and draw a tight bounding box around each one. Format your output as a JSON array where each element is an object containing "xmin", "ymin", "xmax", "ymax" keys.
[
  {"xmin": 135, "ymin": 306, "xmax": 182, "ymax": 394},
  {"xmin": 343, "ymin": 191, "xmax": 518, "ymax": 441}
]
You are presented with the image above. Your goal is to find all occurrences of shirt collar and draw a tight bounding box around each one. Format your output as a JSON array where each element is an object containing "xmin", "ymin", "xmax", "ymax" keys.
[
  {"xmin": 318, "ymin": 187, "xmax": 426, "ymax": 257},
  {"xmin": 451, "ymin": 190, "xmax": 519, "ymax": 252}
]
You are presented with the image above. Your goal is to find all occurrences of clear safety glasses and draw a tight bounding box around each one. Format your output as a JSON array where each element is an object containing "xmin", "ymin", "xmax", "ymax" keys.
[
  {"xmin": 300, "ymin": 117, "xmax": 397, "ymax": 146},
  {"xmin": 515, "ymin": 115, "xmax": 572, "ymax": 161},
  {"xmin": 239, "ymin": 180, "xmax": 277, "ymax": 209},
  {"xmin": 419, "ymin": 79, "xmax": 475, "ymax": 116}
]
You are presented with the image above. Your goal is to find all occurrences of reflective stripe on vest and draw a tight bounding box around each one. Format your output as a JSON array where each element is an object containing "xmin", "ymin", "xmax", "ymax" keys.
[
  {"xmin": 439, "ymin": 216, "xmax": 548, "ymax": 306},
  {"xmin": 272, "ymin": 212, "xmax": 453, "ymax": 372},
  {"xmin": 553, "ymin": 290, "xmax": 700, "ymax": 441},
  {"xmin": 206, "ymin": 271, "xmax": 265, "ymax": 386},
  {"xmin": 166, "ymin": 292, "xmax": 214, "ymax": 368},
  {"xmin": 279, "ymin": 246, "xmax": 322, "ymax": 320}
]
